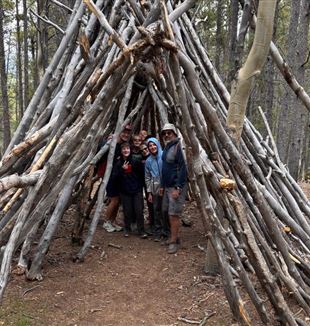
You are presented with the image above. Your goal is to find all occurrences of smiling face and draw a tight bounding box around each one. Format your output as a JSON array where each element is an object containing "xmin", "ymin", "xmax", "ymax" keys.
[
  {"xmin": 140, "ymin": 144, "xmax": 149, "ymax": 157},
  {"xmin": 139, "ymin": 130, "xmax": 148, "ymax": 141},
  {"xmin": 162, "ymin": 129, "xmax": 176, "ymax": 145},
  {"xmin": 132, "ymin": 135, "xmax": 142, "ymax": 148},
  {"xmin": 120, "ymin": 129, "xmax": 130, "ymax": 142},
  {"xmin": 121, "ymin": 145, "xmax": 131, "ymax": 158},
  {"xmin": 148, "ymin": 142, "xmax": 158, "ymax": 155}
]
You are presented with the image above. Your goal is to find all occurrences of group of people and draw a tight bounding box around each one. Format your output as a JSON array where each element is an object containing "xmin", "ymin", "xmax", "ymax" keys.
[{"xmin": 97, "ymin": 123, "xmax": 188, "ymax": 254}]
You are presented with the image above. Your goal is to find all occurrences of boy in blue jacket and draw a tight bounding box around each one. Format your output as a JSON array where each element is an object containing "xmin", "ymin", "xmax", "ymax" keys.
[{"xmin": 145, "ymin": 137, "xmax": 169, "ymax": 241}]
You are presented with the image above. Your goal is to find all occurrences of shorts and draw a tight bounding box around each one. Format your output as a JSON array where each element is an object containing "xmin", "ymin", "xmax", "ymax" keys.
[
  {"xmin": 106, "ymin": 176, "xmax": 119, "ymax": 197},
  {"xmin": 162, "ymin": 185, "xmax": 187, "ymax": 216}
]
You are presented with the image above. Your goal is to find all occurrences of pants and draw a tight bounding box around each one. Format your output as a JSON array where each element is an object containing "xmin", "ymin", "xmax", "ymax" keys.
[
  {"xmin": 152, "ymin": 195, "xmax": 169, "ymax": 237},
  {"xmin": 120, "ymin": 191, "xmax": 144, "ymax": 234}
]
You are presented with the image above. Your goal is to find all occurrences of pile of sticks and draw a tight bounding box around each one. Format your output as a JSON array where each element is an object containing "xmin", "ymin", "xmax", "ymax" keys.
[{"xmin": 0, "ymin": 1, "xmax": 309, "ymax": 324}]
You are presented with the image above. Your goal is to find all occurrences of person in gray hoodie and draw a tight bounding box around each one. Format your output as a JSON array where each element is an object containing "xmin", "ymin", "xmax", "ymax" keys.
[{"xmin": 145, "ymin": 137, "xmax": 169, "ymax": 241}]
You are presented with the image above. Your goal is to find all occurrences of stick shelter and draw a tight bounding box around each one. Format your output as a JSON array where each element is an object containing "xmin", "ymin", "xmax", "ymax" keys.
[{"xmin": 0, "ymin": 1, "xmax": 309, "ymax": 324}]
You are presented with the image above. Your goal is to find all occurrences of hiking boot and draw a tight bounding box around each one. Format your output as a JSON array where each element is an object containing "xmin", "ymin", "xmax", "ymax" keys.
[
  {"xmin": 167, "ymin": 242, "xmax": 179, "ymax": 254},
  {"xmin": 103, "ymin": 221, "xmax": 116, "ymax": 232}
]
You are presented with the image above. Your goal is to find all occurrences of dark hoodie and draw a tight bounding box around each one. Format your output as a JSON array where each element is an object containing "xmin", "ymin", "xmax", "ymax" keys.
[{"xmin": 113, "ymin": 155, "xmax": 144, "ymax": 194}]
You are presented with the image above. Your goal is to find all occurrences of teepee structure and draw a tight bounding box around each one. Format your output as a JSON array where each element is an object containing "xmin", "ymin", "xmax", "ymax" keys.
[{"xmin": 0, "ymin": 1, "xmax": 309, "ymax": 324}]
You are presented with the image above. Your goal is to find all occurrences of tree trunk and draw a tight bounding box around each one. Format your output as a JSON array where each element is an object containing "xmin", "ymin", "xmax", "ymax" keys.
[
  {"xmin": 227, "ymin": 0, "xmax": 239, "ymax": 87},
  {"xmin": 214, "ymin": 0, "xmax": 224, "ymax": 75},
  {"xmin": 276, "ymin": 0, "xmax": 301, "ymax": 166},
  {"xmin": 286, "ymin": 0, "xmax": 310, "ymax": 179},
  {"xmin": 23, "ymin": 0, "xmax": 30, "ymax": 108},
  {"xmin": 16, "ymin": 0, "xmax": 24, "ymax": 121},
  {"xmin": 0, "ymin": 0, "xmax": 11, "ymax": 153},
  {"xmin": 227, "ymin": 0, "xmax": 277, "ymax": 144},
  {"xmin": 37, "ymin": 0, "xmax": 49, "ymax": 80}
]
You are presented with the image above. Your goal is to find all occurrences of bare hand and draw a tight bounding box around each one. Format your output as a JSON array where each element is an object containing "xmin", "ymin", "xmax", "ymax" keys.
[
  {"xmin": 171, "ymin": 189, "xmax": 180, "ymax": 200},
  {"xmin": 148, "ymin": 193, "xmax": 153, "ymax": 203},
  {"xmin": 159, "ymin": 188, "xmax": 164, "ymax": 197},
  {"xmin": 122, "ymin": 161, "xmax": 129, "ymax": 170}
]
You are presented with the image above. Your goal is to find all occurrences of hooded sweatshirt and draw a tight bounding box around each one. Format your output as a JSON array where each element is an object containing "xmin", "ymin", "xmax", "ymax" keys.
[
  {"xmin": 113, "ymin": 155, "xmax": 144, "ymax": 194},
  {"xmin": 145, "ymin": 137, "xmax": 163, "ymax": 195}
]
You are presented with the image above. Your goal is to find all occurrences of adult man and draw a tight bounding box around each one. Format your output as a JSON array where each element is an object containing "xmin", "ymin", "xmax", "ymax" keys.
[
  {"xmin": 160, "ymin": 123, "xmax": 188, "ymax": 254},
  {"xmin": 99, "ymin": 124, "xmax": 132, "ymax": 232}
]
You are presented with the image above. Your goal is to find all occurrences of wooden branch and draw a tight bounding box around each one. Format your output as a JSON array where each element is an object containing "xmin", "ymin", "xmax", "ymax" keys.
[
  {"xmin": 0, "ymin": 172, "xmax": 41, "ymax": 193},
  {"xmin": 83, "ymin": 0, "xmax": 127, "ymax": 50},
  {"xmin": 168, "ymin": 0, "xmax": 196, "ymax": 23},
  {"xmin": 30, "ymin": 9, "xmax": 65, "ymax": 34},
  {"xmin": 50, "ymin": 0, "xmax": 73, "ymax": 13}
]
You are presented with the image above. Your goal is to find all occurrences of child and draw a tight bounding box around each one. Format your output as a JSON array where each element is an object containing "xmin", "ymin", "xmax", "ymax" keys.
[
  {"xmin": 113, "ymin": 142, "xmax": 147, "ymax": 238},
  {"xmin": 145, "ymin": 137, "xmax": 169, "ymax": 241}
]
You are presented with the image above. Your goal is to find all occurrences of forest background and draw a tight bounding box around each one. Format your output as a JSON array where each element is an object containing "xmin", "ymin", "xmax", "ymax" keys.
[{"xmin": 0, "ymin": 0, "xmax": 309, "ymax": 180}]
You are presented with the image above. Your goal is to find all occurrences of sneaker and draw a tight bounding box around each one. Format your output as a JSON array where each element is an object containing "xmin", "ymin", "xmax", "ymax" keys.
[
  {"xmin": 131, "ymin": 223, "xmax": 138, "ymax": 233},
  {"xmin": 103, "ymin": 221, "xmax": 116, "ymax": 233},
  {"xmin": 145, "ymin": 227, "xmax": 154, "ymax": 236},
  {"xmin": 164, "ymin": 237, "xmax": 180, "ymax": 246},
  {"xmin": 113, "ymin": 224, "xmax": 123, "ymax": 232},
  {"xmin": 167, "ymin": 242, "xmax": 179, "ymax": 254},
  {"xmin": 124, "ymin": 231, "xmax": 129, "ymax": 237},
  {"xmin": 154, "ymin": 235, "xmax": 161, "ymax": 242},
  {"xmin": 140, "ymin": 233, "xmax": 148, "ymax": 239}
]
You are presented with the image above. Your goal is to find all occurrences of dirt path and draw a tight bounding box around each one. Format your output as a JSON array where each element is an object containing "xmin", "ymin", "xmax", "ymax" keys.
[
  {"xmin": 0, "ymin": 202, "xmax": 235, "ymax": 326},
  {"xmin": 1, "ymin": 184, "xmax": 309, "ymax": 325}
]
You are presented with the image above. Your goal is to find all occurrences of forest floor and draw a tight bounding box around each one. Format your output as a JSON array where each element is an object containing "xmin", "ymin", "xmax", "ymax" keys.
[{"xmin": 0, "ymin": 183, "xmax": 309, "ymax": 326}]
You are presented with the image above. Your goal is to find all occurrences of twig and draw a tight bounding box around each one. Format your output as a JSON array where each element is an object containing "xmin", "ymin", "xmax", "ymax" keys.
[
  {"xmin": 108, "ymin": 242, "xmax": 122, "ymax": 249},
  {"xmin": 198, "ymin": 292, "xmax": 215, "ymax": 304},
  {"xmin": 30, "ymin": 9, "xmax": 65, "ymax": 34},
  {"xmin": 257, "ymin": 106, "xmax": 285, "ymax": 170},
  {"xmin": 200, "ymin": 311, "xmax": 216, "ymax": 326},
  {"xmin": 22, "ymin": 285, "xmax": 41, "ymax": 297},
  {"xmin": 177, "ymin": 316, "xmax": 200, "ymax": 324},
  {"xmin": 90, "ymin": 308, "xmax": 103, "ymax": 313},
  {"xmin": 50, "ymin": 0, "xmax": 73, "ymax": 13}
]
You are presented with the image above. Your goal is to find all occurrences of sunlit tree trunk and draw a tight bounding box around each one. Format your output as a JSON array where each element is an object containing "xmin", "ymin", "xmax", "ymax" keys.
[{"xmin": 226, "ymin": 0, "xmax": 277, "ymax": 144}]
